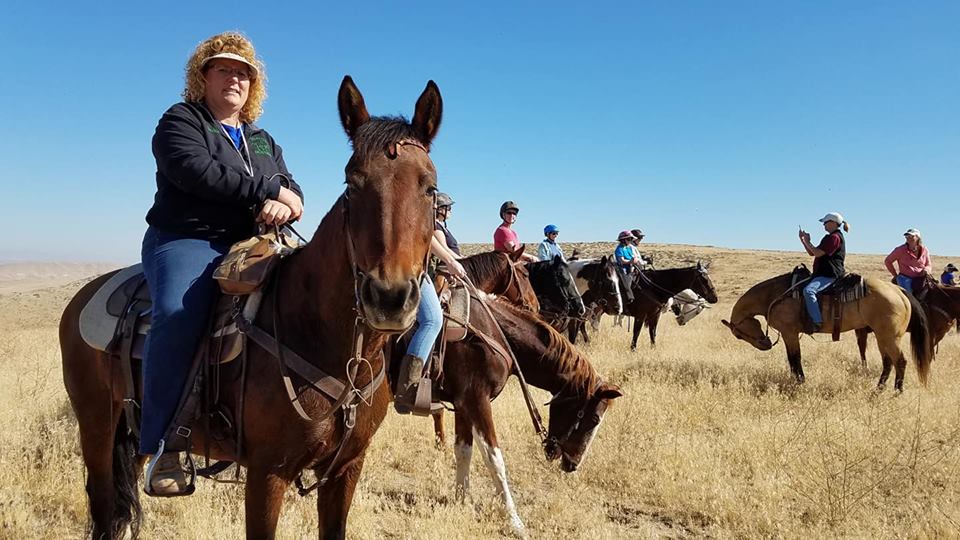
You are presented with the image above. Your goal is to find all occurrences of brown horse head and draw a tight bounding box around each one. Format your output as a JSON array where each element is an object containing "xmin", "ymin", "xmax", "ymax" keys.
[
  {"xmin": 544, "ymin": 381, "xmax": 623, "ymax": 472},
  {"xmin": 461, "ymin": 250, "xmax": 540, "ymax": 312},
  {"xmin": 721, "ymin": 317, "xmax": 773, "ymax": 350},
  {"xmin": 338, "ymin": 75, "xmax": 442, "ymax": 331}
]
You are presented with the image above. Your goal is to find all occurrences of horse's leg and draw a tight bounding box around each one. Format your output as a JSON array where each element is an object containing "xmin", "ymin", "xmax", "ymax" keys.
[
  {"xmin": 432, "ymin": 409, "xmax": 446, "ymax": 449},
  {"xmin": 472, "ymin": 401, "xmax": 525, "ymax": 536},
  {"xmin": 855, "ymin": 328, "xmax": 869, "ymax": 370},
  {"xmin": 244, "ymin": 465, "xmax": 291, "ymax": 540},
  {"xmin": 876, "ymin": 333, "xmax": 909, "ymax": 392},
  {"xmin": 876, "ymin": 346, "xmax": 893, "ymax": 391},
  {"xmin": 315, "ymin": 452, "xmax": 369, "ymax": 540},
  {"xmin": 453, "ymin": 411, "xmax": 473, "ymax": 502},
  {"xmin": 647, "ymin": 313, "xmax": 660, "ymax": 348},
  {"xmin": 783, "ymin": 334, "xmax": 805, "ymax": 383},
  {"xmin": 630, "ymin": 317, "xmax": 642, "ymax": 351},
  {"xmin": 77, "ymin": 393, "xmax": 129, "ymax": 539},
  {"xmin": 567, "ymin": 321, "xmax": 578, "ymax": 344}
]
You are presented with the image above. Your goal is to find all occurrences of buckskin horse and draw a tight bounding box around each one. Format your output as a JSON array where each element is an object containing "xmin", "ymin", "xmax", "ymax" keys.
[
  {"xmin": 392, "ymin": 296, "xmax": 622, "ymax": 535},
  {"xmin": 855, "ymin": 283, "xmax": 960, "ymax": 368},
  {"xmin": 60, "ymin": 76, "xmax": 443, "ymax": 539},
  {"xmin": 624, "ymin": 262, "xmax": 719, "ymax": 351},
  {"xmin": 722, "ymin": 273, "xmax": 932, "ymax": 391}
]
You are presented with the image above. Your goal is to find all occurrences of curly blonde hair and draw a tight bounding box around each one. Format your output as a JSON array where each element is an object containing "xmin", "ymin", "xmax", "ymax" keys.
[{"xmin": 182, "ymin": 32, "xmax": 267, "ymax": 123}]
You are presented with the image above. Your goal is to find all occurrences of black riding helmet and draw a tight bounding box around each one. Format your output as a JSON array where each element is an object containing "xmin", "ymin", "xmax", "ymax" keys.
[
  {"xmin": 500, "ymin": 200, "xmax": 519, "ymax": 218},
  {"xmin": 436, "ymin": 192, "xmax": 454, "ymax": 208}
]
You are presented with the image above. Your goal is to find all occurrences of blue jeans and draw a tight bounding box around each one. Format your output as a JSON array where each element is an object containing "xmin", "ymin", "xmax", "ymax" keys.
[
  {"xmin": 139, "ymin": 227, "xmax": 229, "ymax": 454},
  {"xmin": 896, "ymin": 274, "xmax": 914, "ymax": 292},
  {"xmin": 803, "ymin": 276, "xmax": 835, "ymax": 325},
  {"xmin": 405, "ymin": 277, "xmax": 443, "ymax": 360}
]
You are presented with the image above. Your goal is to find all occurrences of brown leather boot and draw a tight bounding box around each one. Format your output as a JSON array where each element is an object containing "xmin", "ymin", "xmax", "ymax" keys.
[
  {"xmin": 146, "ymin": 452, "xmax": 189, "ymax": 496},
  {"xmin": 394, "ymin": 354, "xmax": 427, "ymax": 415}
]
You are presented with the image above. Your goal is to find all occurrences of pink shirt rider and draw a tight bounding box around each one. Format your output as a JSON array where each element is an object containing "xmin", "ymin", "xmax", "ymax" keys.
[
  {"xmin": 884, "ymin": 243, "xmax": 932, "ymax": 278},
  {"xmin": 494, "ymin": 225, "xmax": 519, "ymax": 252}
]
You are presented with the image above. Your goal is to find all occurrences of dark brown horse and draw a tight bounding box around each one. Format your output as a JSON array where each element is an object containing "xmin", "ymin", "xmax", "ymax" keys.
[
  {"xmin": 856, "ymin": 284, "xmax": 960, "ymax": 368},
  {"xmin": 625, "ymin": 262, "xmax": 719, "ymax": 350},
  {"xmin": 394, "ymin": 297, "xmax": 622, "ymax": 535},
  {"xmin": 60, "ymin": 76, "xmax": 442, "ymax": 539}
]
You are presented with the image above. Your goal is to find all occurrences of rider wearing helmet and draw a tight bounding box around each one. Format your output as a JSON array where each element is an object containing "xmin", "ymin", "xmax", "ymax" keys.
[
  {"xmin": 493, "ymin": 200, "xmax": 537, "ymax": 262},
  {"xmin": 614, "ymin": 230, "xmax": 637, "ymax": 303},
  {"xmin": 941, "ymin": 263, "xmax": 958, "ymax": 287},
  {"xmin": 434, "ymin": 192, "xmax": 461, "ymax": 257},
  {"xmin": 538, "ymin": 224, "xmax": 565, "ymax": 262},
  {"xmin": 799, "ymin": 212, "xmax": 849, "ymax": 333},
  {"xmin": 629, "ymin": 228, "xmax": 650, "ymax": 269},
  {"xmin": 394, "ymin": 194, "xmax": 466, "ymax": 415}
]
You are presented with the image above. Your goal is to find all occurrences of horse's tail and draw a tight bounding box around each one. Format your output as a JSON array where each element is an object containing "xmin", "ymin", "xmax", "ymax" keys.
[
  {"xmin": 907, "ymin": 293, "xmax": 932, "ymax": 386},
  {"xmin": 104, "ymin": 414, "xmax": 142, "ymax": 538}
]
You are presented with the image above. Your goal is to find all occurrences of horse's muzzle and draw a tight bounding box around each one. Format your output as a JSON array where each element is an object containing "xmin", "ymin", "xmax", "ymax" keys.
[
  {"xmin": 359, "ymin": 276, "xmax": 420, "ymax": 331},
  {"xmin": 756, "ymin": 336, "xmax": 773, "ymax": 350}
]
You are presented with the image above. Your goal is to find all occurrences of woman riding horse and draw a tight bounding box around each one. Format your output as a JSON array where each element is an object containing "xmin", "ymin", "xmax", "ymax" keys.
[
  {"xmin": 885, "ymin": 228, "xmax": 932, "ymax": 294},
  {"xmin": 140, "ymin": 32, "xmax": 304, "ymax": 495},
  {"xmin": 798, "ymin": 211, "xmax": 849, "ymax": 333}
]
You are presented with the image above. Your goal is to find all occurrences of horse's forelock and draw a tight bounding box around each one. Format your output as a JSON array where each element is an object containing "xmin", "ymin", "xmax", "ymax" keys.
[{"xmin": 351, "ymin": 116, "xmax": 425, "ymax": 161}]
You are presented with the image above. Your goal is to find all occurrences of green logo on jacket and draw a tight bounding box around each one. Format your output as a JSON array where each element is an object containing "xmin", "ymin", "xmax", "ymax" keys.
[{"xmin": 248, "ymin": 135, "xmax": 271, "ymax": 156}]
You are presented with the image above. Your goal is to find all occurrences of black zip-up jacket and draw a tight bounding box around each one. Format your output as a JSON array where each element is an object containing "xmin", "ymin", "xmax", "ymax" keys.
[{"xmin": 145, "ymin": 101, "xmax": 304, "ymax": 244}]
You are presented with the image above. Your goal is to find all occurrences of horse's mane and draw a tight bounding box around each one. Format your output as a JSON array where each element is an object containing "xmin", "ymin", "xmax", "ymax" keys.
[
  {"xmin": 351, "ymin": 116, "xmax": 424, "ymax": 161},
  {"xmin": 462, "ymin": 251, "xmax": 509, "ymax": 285},
  {"xmin": 494, "ymin": 299, "xmax": 598, "ymax": 395}
]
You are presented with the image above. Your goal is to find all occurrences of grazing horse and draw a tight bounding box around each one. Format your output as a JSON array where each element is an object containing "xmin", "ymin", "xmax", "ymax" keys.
[
  {"xmin": 722, "ymin": 272, "xmax": 932, "ymax": 391},
  {"xmin": 60, "ymin": 76, "xmax": 442, "ymax": 539},
  {"xmin": 398, "ymin": 297, "xmax": 622, "ymax": 535},
  {"xmin": 625, "ymin": 262, "xmax": 719, "ymax": 351},
  {"xmin": 527, "ymin": 255, "xmax": 586, "ymax": 321},
  {"xmin": 856, "ymin": 284, "xmax": 960, "ymax": 368},
  {"xmin": 562, "ymin": 257, "xmax": 623, "ymax": 343}
]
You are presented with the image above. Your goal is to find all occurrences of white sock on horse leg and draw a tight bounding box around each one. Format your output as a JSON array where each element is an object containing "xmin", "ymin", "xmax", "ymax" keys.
[
  {"xmin": 454, "ymin": 440, "xmax": 472, "ymax": 501},
  {"xmin": 474, "ymin": 429, "xmax": 525, "ymax": 534}
]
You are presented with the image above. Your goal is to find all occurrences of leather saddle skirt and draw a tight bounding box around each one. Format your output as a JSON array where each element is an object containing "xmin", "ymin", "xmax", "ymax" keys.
[{"xmin": 78, "ymin": 264, "xmax": 259, "ymax": 364}]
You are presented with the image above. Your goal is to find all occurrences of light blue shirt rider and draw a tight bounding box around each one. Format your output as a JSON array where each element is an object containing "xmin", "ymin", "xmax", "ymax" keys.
[{"xmin": 538, "ymin": 239, "xmax": 564, "ymax": 262}]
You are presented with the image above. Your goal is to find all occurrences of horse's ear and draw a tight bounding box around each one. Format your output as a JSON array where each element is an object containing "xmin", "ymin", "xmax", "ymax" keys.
[
  {"xmin": 412, "ymin": 80, "xmax": 443, "ymax": 147},
  {"xmin": 720, "ymin": 319, "xmax": 731, "ymax": 328},
  {"xmin": 598, "ymin": 383, "xmax": 623, "ymax": 400},
  {"xmin": 338, "ymin": 75, "xmax": 370, "ymax": 140},
  {"xmin": 553, "ymin": 254, "xmax": 563, "ymax": 266},
  {"xmin": 510, "ymin": 245, "xmax": 525, "ymax": 262}
]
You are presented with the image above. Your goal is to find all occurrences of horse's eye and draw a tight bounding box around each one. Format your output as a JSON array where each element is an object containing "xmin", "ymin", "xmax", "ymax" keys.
[{"xmin": 426, "ymin": 185, "xmax": 437, "ymax": 197}]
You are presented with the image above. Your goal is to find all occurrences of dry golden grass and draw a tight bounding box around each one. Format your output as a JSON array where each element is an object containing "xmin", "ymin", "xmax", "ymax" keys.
[{"xmin": 3, "ymin": 245, "xmax": 960, "ymax": 539}]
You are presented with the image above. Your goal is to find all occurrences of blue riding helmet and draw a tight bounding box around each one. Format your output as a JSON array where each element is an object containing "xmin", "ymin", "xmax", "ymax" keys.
[{"xmin": 544, "ymin": 224, "xmax": 560, "ymax": 235}]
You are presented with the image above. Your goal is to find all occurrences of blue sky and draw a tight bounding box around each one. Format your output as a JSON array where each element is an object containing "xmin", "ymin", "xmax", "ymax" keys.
[{"xmin": 2, "ymin": 1, "xmax": 957, "ymax": 262}]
